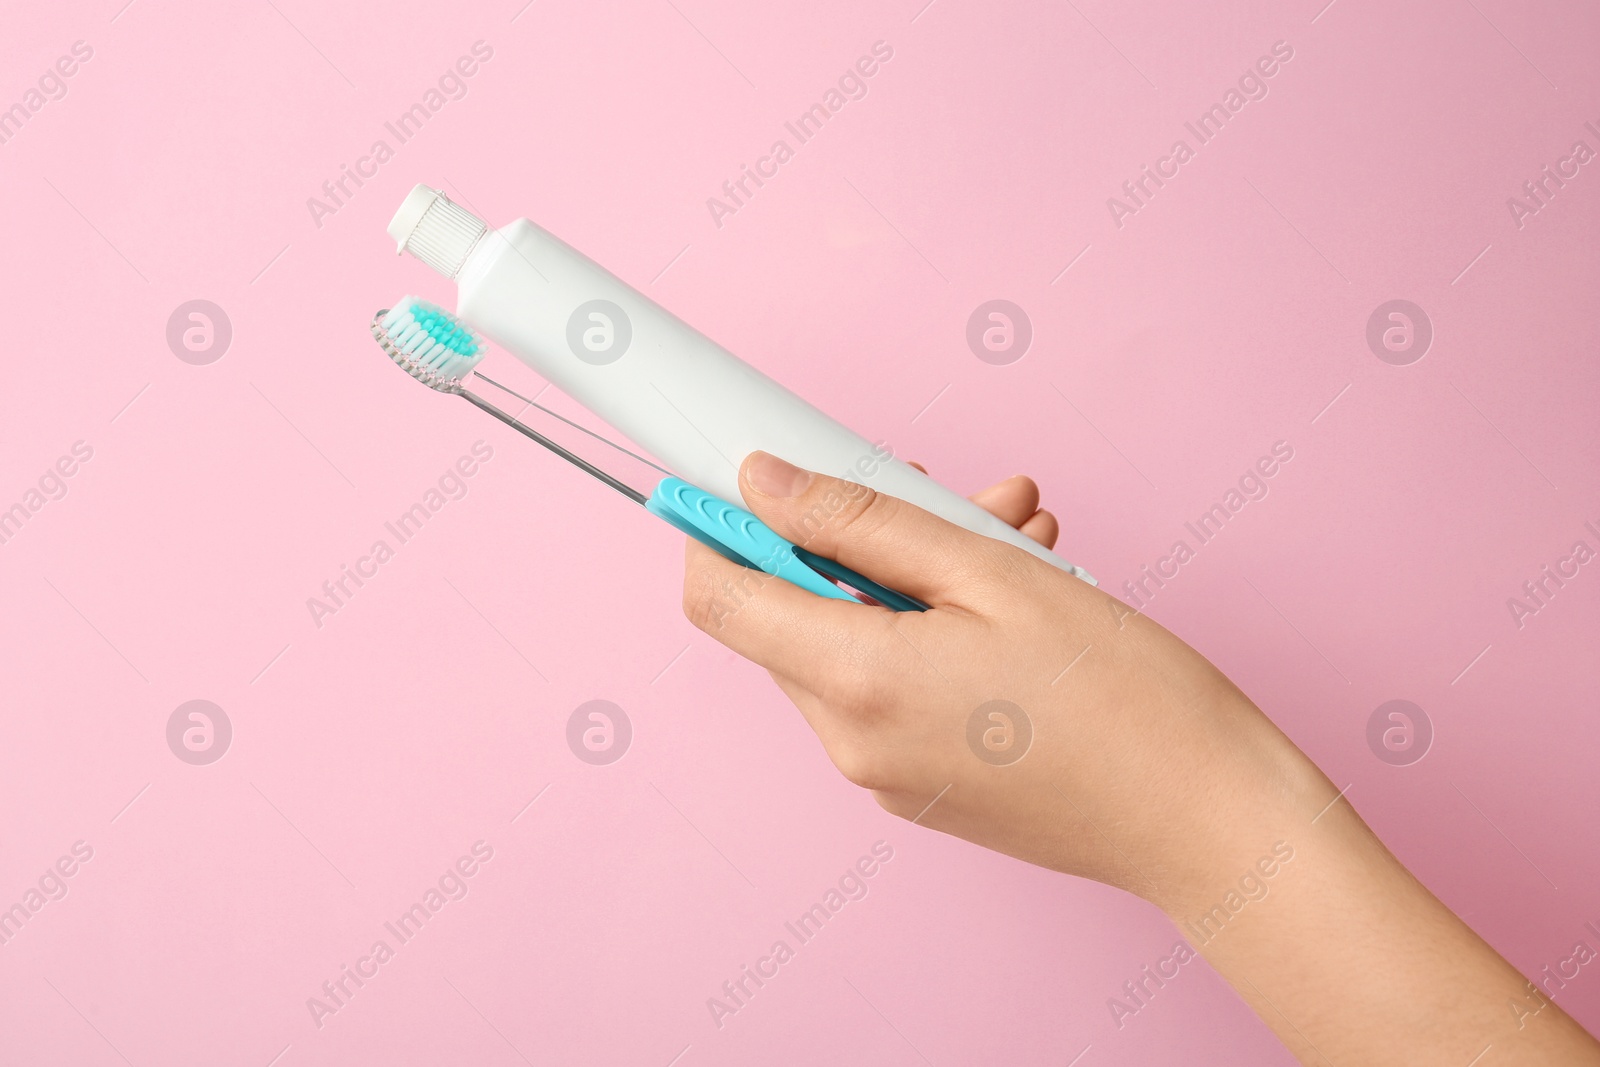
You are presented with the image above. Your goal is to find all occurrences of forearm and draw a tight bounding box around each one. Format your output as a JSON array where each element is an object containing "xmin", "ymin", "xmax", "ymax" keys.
[{"xmin": 1155, "ymin": 756, "xmax": 1600, "ymax": 1066}]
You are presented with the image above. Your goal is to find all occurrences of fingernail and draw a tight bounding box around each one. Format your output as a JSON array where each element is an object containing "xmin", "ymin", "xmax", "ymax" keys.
[{"xmin": 746, "ymin": 451, "xmax": 812, "ymax": 497}]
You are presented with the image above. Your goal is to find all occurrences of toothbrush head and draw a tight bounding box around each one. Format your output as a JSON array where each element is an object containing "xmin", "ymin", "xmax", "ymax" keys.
[{"xmin": 371, "ymin": 296, "xmax": 486, "ymax": 394}]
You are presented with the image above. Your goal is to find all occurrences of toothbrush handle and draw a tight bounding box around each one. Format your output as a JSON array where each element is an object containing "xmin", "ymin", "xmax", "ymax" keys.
[{"xmin": 646, "ymin": 478, "xmax": 925, "ymax": 612}]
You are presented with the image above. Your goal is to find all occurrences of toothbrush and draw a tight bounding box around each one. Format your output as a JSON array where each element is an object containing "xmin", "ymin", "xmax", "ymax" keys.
[{"xmin": 371, "ymin": 296, "xmax": 926, "ymax": 612}]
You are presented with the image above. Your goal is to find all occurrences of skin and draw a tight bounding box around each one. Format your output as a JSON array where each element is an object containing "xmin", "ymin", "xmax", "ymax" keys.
[{"xmin": 681, "ymin": 451, "xmax": 1600, "ymax": 1066}]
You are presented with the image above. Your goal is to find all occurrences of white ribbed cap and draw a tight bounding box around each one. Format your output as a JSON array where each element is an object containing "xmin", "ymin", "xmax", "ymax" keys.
[{"xmin": 387, "ymin": 184, "xmax": 487, "ymax": 279}]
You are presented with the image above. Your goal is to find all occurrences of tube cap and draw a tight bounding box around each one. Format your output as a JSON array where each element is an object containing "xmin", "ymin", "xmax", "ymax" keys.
[{"xmin": 387, "ymin": 184, "xmax": 487, "ymax": 280}]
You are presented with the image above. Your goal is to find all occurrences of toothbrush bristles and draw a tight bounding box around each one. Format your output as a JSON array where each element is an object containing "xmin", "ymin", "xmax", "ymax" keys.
[{"xmin": 372, "ymin": 297, "xmax": 487, "ymax": 393}]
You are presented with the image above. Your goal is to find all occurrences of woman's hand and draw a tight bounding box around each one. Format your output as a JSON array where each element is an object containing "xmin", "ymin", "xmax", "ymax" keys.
[
  {"xmin": 682, "ymin": 451, "xmax": 1320, "ymax": 911},
  {"xmin": 681, "ymin": 451, "xmax": 1600, "ymax": 1067}
]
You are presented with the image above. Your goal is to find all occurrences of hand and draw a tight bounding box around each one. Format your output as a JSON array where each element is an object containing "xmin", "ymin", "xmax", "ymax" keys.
[
  {"xmin": 681, "ymin": 452, "xmax": 1600, "ymax": 1067},
  {"xmin": 682, "ymin": 450, "xmax": 1318, "ymax": 910}
]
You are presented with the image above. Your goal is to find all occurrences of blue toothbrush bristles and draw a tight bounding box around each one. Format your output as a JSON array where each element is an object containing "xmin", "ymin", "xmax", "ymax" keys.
[{"xmin": 378, "ymin": 296, "xmax": 487, "ymax": 386}]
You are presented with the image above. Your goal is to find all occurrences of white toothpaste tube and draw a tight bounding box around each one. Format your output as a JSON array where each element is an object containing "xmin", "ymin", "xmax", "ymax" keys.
[{"xmin": 386, "ymin": 184, "xmax": 1094, "ymax": 584}]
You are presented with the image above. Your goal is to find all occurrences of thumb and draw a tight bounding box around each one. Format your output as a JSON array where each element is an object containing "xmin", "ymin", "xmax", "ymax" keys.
[{"xmin": 737, "ymin": 450, "xmax": 1006, "ymax": 607}]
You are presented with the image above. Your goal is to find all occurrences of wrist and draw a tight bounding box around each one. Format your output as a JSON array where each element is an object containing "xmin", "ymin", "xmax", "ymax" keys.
[{"xmin": 1141, "ymin": 708, "xmax": 1337, "ymax": 920}]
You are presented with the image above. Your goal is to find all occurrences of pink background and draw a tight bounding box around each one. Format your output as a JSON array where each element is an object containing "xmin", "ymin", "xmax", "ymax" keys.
[{"xmin": 2, "ymin": 0, "xmax": 1597, "ymax": 1063}]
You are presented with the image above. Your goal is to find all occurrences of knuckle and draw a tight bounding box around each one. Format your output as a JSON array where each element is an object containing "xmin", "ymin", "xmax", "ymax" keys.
[
  {"xmin": 842, "ymin": 485, "xmax": 899, "ymax": 540},
  {"xmin": 990, "ymin": 541, "xmax": 1038, "ymax": 588},
  {"xmin": 791, "ymin": 479, "xmax": 888, "ymax": 548},
  {"xmin": 683, "ymin": 547, "xmax": 774, "ymax": 635},
  {"xmin": 830, "ymin": 740, "xmax": 892, "ymax": 792},
  {"xmin": 681, "ymin": 578, "xmax": 718, "ymax": 635},
  {"xmin": 680, "ymin": 549, "xmax": 728, "ymax": 634},
  {"xmin": 961, "ymin": 538, "xmax": 1042, "ymax": 606}
]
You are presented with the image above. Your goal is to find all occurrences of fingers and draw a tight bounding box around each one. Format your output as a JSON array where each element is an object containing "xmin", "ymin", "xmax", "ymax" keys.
[
  {"xmin": 968, "ymin": 474, "xmax": 1057, "ymax": 547},
  {"xmin": 680, "ymin": 538, "xmax": 923, "ymax": 697},
  {"xmin": 736, "ymin": 452, "xmax": 1005, "ymax": 606},
  {"xmin": 685, "ymin": 548, "xmax": 926, "ymax": 793},
  {"xmin": 969, "ymin": 474, "xmax": 1040, "ymax": 526},
  {"xmin": 1020, "ymin": 509, "xmax": 1059, "ymax": 549},
  {"xmin": 923, "ymin": 469, "xmax": 1059, "ymax": 548}
]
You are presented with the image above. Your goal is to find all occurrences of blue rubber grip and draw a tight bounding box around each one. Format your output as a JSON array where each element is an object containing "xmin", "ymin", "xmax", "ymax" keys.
[{"xmin": 647, "ymin": 477, "xmax": 925, "ymax": 612}]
